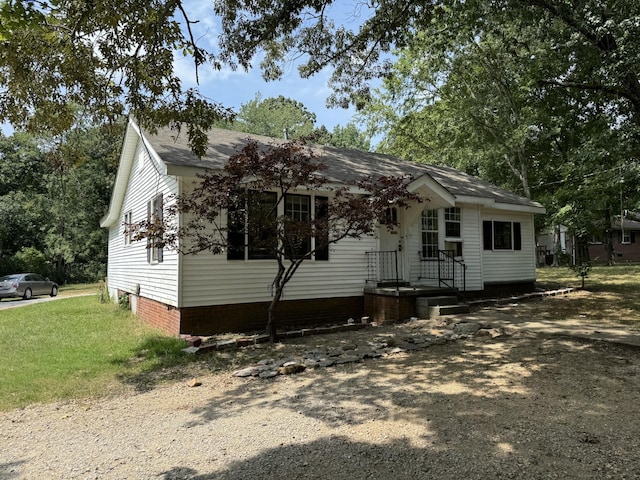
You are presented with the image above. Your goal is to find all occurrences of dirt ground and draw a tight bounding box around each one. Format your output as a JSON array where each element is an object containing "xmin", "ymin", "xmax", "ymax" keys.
[{"xmin": 2, "ymin": 299, "xmax": 640, "ymax": 479}]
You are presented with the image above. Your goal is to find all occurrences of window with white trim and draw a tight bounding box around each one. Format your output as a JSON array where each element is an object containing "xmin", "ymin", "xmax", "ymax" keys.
[
  {"xmin": 421, "ymin": 209, "xmax": 439, "ymax": 258},
  {"xmin": 444, "ymin": 207, "xmax": 461, "ymax": 237},
  {"xmin": 483, "ymin": 220, "xmax": 522, "ymax": 251},
  {"xmin": 227, "ymin": 191, "xmax": 329, "ymax": 261}
]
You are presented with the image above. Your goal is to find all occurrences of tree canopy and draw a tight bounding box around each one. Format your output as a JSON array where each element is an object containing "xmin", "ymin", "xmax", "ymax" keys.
[
  {"xmin": 0, "ymin": 0, "xmax": 231, "ymax": 156},
  {"xmin": 224, "ymin": 93, "xmax": 317, "ymax": 139},
  {"xmin": 215, "ymin": 0, "xmax": 640, "ymax": 130},
  {"xmin": 3, "ymin": 0, "xmax": 640, "ymax": 160},
  {"xmin": 0, "ymin": 122, "xmax": 122, "ymax": 282}
]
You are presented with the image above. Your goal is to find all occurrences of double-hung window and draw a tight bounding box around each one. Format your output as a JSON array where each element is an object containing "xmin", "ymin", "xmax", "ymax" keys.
[
  {"xmin": 483, "ymin": 220, "xmax": 522, "ymax": 251},
  {"xmin": 284, "ymin": 194, "xmax": 312, "ymax": 259},
  {"xmin": 421, "ymin": 209, "xmax": 439, "ymax": 258},
  {"xmin": 247, "ymin": 191, "xmax": 278, "ymax": 260},
  {"xmin": 444, "ymin": 207, "xmax": 461, "ymax": 237},
  {"xmin": 621, "ymin": 231, "xmax": 634, "ymax": 245}
]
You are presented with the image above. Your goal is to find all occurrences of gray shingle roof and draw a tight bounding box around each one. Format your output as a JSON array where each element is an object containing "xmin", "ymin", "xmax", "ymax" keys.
[{"xmin": 143, "ymin": 125, "xmax": 543, "ymax": 210}]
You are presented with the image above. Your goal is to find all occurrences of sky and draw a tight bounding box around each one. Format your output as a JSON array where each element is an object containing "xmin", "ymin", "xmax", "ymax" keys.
[{"xmin": 173, "ymin": 1, "xmax": 374, "ymax": 134}]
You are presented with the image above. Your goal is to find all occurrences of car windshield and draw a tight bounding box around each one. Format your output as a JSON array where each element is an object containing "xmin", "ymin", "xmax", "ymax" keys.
[{"xmin": 0, "ymin": 275, "xmax": 20, "ymax": 283}]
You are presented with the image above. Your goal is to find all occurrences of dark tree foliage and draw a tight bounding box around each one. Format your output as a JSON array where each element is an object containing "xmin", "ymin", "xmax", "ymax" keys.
[{"xmin": 0, "ymin": 122, "xmax": 122, "ymax": 283}]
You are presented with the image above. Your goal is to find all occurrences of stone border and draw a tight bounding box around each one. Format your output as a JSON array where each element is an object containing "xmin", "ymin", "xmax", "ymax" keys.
[
  {"xmin": 229, "ymin": 321, "xmax": 512, "ymax": 379},
  {"xmin": 466, "ymin": 287, "xmax": 576, "ymax": 308},
  {"xmin": 181, "ymin": 321, "xmax": 370, "ymax": 354},
  {"xmin": 181, "ymin": 287, "xmax": 577, "ymax": 355}
]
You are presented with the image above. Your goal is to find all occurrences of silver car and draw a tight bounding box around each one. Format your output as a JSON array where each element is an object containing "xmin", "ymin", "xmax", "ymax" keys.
[{"xmin": 0, "ymin": 273, "xmax": 59, "ymax": 300}]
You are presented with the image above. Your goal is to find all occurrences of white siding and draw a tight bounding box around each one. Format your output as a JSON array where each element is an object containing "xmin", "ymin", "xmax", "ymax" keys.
[
  {"xmin": 460, "ymin": 204, "xmax": 483, "ymax": 291},
  {"xmin": 106, "ymin": 143, "xmax": 180, "ymax": 306},
  {"xmin": 180, "ymin": 235, "xmax": 375, "ymax": 307},
  {"xmin": 481, "ymin": 210, "xmax": 537, "ymax": 285},
  {"xmin": 406, "ymin": 204, "xmax": 483, "ymax": 291}
]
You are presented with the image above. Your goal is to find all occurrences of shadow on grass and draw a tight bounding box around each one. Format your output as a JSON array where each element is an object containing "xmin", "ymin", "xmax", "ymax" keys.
[{"xmin": 112, "ymin": 336, "xmax": 193, "ymax": 392}]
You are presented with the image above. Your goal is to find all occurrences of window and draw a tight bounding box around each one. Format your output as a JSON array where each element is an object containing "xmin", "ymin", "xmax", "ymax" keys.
[
  {"xmin": 444, "ymin": 207, "xmax": 461, "ymax": 237},
  {"xmin": 380, "ymin": 207, "xmax": 398, "ymax": 226},
  {"xmin": 483, "ymin": 220, "xmax": 521, "ymax": 251},
  {"xmin": 147, "ymin": 194, "xmax": 163, "ymax": 263},
  {"xmin": 247, "ymin": 191, "xmax": 277, "ymax": 260},
  {"xmin": 620, "ymin": 231, "xmax": 636, "ymax": 244},
  {"xmin": 227, "ymin": 191, "xmax": 329, "ymax": 261},
  {"xmin": 227, "ymin": 190, "xmax": 246, "ymax": 260},
  {"xmin": 284, "ymin": 194, "xmax": 312, "ymax": 259},
  {"xmin": 123, "ymin": 211, "xmax": 133, "ymax": 246},
  {"xmin": 421, "ymin": 209, "xmax": 439, "ymax": 258}
]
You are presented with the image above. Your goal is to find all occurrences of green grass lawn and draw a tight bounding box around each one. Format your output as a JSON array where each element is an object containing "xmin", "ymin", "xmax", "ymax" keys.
[
  {"xmin": 537, "ymin": 263, "xmax": 640, "ymax": 293},
  {"xmin": 0, "ymin": 295, "xmax": 188, "ymax": 411},
  {"xmin": 536, "ymin": 264, "xmax": 640, "ymax": 329}
]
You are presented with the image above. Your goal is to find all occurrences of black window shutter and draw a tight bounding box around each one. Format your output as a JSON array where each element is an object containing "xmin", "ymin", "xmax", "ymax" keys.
[
  {"xmin": 483, "ymin": 221, "xmax": 492, "ymax": 250},
  {"xmin": 157, "ymin": 194, "xmax": 164, "ymax": 263},
  {"xmin": 632, "ymin": 232, "xmax": 637, "ymax": 243},
  {"xmin": 514, "ymin": 222, "xmax": 522, "ymax": 250},
  {"xmin": 618, "ymin": 231, "xmax": 623, "ymax": 243},
  {"xmin": 314, "ymin": 196, "xmax": 329, "ymax": 261},
  {"xmin": 146, "ymin": 200, "xmax": 152, "ymax": 263}
]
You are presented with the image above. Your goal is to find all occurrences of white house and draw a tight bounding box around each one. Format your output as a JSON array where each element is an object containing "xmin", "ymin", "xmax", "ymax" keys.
[{"xmin": 101, "ymin": 118, "xmax": 545, "ymax": 335}]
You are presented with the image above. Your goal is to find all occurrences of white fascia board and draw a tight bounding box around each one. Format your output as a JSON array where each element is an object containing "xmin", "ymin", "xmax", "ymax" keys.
[
  {"xmin": 456, "ymin": 195, "xmax": 546, "ymax": 214},
  {"xmin": 408, "ymin": 174, "xmax": 456, "ymax": 206},
  {"xmin": 100, "ymin": 119, "xmax": 141, "ymax": 228}
]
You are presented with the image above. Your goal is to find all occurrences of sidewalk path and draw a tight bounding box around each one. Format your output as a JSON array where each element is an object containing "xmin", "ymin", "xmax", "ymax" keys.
[
  {"xmin": 0, "ymin": 292, "xmax": 93, "ymax": 311},
  {"xmin": 454, "ymin": 306, "xmax": 640, "ymax": 349}
]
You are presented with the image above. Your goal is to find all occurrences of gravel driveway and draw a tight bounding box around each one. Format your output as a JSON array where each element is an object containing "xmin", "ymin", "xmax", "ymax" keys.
[{"xmin": 3, "ymin": 311, "xmax": 640, "ymax": 480}]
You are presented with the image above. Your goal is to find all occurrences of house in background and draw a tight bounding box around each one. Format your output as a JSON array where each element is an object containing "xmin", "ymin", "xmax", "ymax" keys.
[
  {"xmin": 589, "ymin": 214, "xmax": 640, "ymax": 264},
  {"xmin": 101, "ymin": 118, "xmax": 545, "ymax": 336}
]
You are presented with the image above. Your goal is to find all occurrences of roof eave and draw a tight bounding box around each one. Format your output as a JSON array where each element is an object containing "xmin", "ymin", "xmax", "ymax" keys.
[
  {"xmin": 100, "ymin": 118, "xmax": 142, "ymax": 228},
  {"xmin": 455, "ymin": 194, "xmax": 546, "ymax": 214}
]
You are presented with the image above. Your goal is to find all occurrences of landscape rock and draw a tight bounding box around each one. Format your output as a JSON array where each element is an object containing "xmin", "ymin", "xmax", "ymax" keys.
[
  {"xmin": 232, "ymin": 367, "xmax": 259, "ymax": 377},
  {"xmin": 453, "ymin": 322, "xmax": 482, "ymax": 335},
  {"xmin": 277, "ymin": 364, "xmax": 306, "ymax": 375}
]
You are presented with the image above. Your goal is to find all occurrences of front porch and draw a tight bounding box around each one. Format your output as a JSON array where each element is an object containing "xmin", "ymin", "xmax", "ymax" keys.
[
  {"xmin": 364, "ymin": 250, "xmax": 469, "ymax": 323},
  {"xmin": 365, "ymin": 249, "xmax": 467, "ymax": 291}
]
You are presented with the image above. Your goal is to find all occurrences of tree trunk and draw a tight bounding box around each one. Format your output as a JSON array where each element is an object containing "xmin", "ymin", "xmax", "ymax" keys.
[
  {"xmin": 574, "ymin": 235, "xmax": 590, "ymax": 265},
  {"xmin": 552, "ymin": 225, "xmax": 561, "ymax": 266},
  {"xmin": 266, "ymin": 261, "xmax": 286, "ymax": 343},
  {"xmin": 604, "ymin": 207, "xmax": 616, "ymax": 266}
]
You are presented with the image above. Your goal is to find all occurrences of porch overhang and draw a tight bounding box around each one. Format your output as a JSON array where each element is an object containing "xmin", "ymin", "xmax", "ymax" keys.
[{"xmin": 407, "ymin": 174, "xmax": 456, "ymax": 210}]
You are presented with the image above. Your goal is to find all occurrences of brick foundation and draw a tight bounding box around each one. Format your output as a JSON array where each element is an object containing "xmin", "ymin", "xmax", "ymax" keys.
[
  {"xmin": 135, "ymin": 295, "xmax": 181, "ymax": 336},
  {"xmin": 364, "ymin": 294, "xmax": 415, "ymax": 324},
  {"xmin": 131, "ymin": 295, "xmax": 364, "ymax": 336}
]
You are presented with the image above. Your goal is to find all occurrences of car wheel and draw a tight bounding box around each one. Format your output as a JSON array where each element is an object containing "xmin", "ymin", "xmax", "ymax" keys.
[
  {"xmin": 23, "ymin": 288, "xmax": 32, "ymax": 300},
  {"xmin": 51, "ymin": 286, "xmax": 58, "ymax": 297}
]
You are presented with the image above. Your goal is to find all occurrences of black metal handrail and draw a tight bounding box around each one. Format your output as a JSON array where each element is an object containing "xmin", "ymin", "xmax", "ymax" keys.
[
  {"xmin": 418, "ymin": 250, "xmax": 466, "ymax": 292},
  {"xmin": 365, "ymin": 250, "xmax": 400, "ymax": 290}
]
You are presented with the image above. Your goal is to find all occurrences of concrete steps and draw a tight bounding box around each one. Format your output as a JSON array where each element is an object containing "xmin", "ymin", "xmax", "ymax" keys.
[{"xmin": 416, "ymin": 295, "xmax": 470, "ymax": 318}]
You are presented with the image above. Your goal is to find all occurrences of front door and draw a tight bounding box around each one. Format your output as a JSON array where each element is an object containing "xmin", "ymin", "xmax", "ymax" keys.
[{"xmin": 378, "ymin": 207, "xmax": 403, "ymax": 281}]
